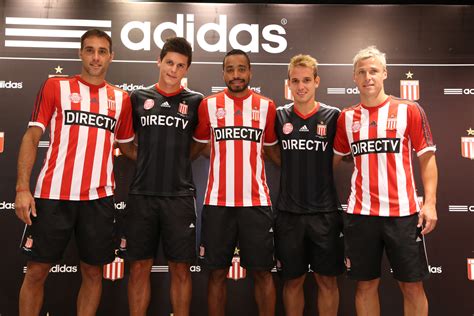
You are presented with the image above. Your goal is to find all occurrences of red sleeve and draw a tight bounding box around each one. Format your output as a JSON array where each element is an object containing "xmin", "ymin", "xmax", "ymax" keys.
[
  {"xmin": 333, "ymin": 110, "xmax": 351, "ymax": 156},
  {"xmin": 28, "ymin": 78, "xmax": 57, "ymax": 132},
  {"xmin": 264, "ymin": 100, "xmax": 278, "ymax": 146},
  {"xmin": 192, "ymin": 98, "xmax": 210, "ymax": 143},
  {"xmin": 115, "ymin": 92, "xmax": 135, "ymax": 143},
  {"xmin": 407, "ymin": 102, "xmax": 436, "ymax": 156}
]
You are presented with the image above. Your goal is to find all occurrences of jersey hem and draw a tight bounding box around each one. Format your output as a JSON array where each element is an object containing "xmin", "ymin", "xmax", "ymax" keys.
[
  {"xmin": 128, "ymin": 191, "xmax": 196, "ymax": 197},
  {"xmin": 203, "ymin": 202, "xmax": 272, "ymax": 207},
  {"xmin": 33, "ymin": 192, "xmax": 113, "ymax": 201}
]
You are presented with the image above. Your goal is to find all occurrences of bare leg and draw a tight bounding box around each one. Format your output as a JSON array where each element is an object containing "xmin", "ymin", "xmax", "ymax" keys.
[
  {"xmin": 355, "ymin": 278, "xmax": 380, "ymax": 316},
  {"xmin": 77, "ymin": 261, "xmax": 103, "ymax": 316},
  {"xmin": 19, "ymin": 261, "xmax": 51, "ymax": 316},
  {"xmin": 313, "ymin": 273, "xmax": 339, "ymax": 316},
  {"xmin": 253, "ymin": 270, "xmax": 276, "ymax": 316},
  {"xmin": 128, "ymin": 259, "xmax": 153, "ymax": 316},
  {"xmin": 208, "ymin": 269, "xmax": 227, "ymax": 316},
  {"xmin": 168, "ymin": 261, "xmax": 192, "ymax": 316},
  {"xmin": 398, "ymin": 281, "xmax": 428, "ymax": 316},
  {"xmin": 282, "ymin": 274, "xmax": 306, "ymax": 316}
]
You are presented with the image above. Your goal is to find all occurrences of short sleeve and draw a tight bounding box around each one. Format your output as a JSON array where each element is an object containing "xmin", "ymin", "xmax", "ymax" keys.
[
  {"xmin": 407, "ymin": 103, "xmax": 436, "ymax": 156},
  {"xmin": 28, "ymin": 78, "xmax": 57, "ymax": 132},
  {"xmin": 264, "ymin": 100, "xmax": 278, "ymax": 146},
  {"xmin": 333, "ymin": 110, "xmax": 351, "ymax": 156},
  {"xmin": 192, "ymin": 98, "xmax": 211, "ymax": 143},
  {"xmin": 115, "ymin": 92, "xmax": 135, "ymax": 143}
]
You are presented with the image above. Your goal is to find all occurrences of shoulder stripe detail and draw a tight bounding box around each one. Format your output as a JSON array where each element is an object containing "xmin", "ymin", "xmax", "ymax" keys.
[{"xmin": 276, "ymin": 103, "xmax": 293, "ymax": 111}]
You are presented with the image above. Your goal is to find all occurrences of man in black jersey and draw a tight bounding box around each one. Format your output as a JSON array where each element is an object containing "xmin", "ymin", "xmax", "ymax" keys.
[
  {"xmin": 269, "ymin": 55, "xmax": 345, "ymax": 316},
  {"xmin": 119, "ymin": 37, "xmax": 203, "ymax": 316}
]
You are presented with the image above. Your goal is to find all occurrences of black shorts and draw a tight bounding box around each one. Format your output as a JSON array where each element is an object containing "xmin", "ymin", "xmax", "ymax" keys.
[
  {"xmin": 343, "ymin": 213, "xmax": 430, "ymax": 282},
  {"xmin": 275, "ymin": 210, "xmax": 344, "ymax": 279},
  {"xmin": 200, "ymin": 205, "xmax": 274, "ymax": 271},
  {"xmin": 21, "ymin": 197, "xmax": 116, "ymax": 265},
  {"xmin": 121, "ymin": 195, "xmax": 196, "ymax": 262}
]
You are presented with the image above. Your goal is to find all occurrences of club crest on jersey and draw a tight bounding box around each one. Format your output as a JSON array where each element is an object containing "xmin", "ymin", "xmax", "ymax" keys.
[
  {"xmin": 107, "ymin": 99, "xmax": 116, "ymax": 111},
  {"xmin": 352, "ymin": 121, "xmax": 361, "ymax": 132},
  {"xmin": 252, "ymin": 108, "xmax": 260, "ymax": 121},
  {"xmin": 283, "ymin": 122, "xmax": 293, "ymax": 135},
  {"xmin": 386, "ymin": 116, "xmax": 397, "ymax": 130},
  {"xmin": 316, "ymin": 122, "xmax": 327, "ymax": 137},
  {"xmin": 178, "ymin": 102, "xmax": 188, "ymax": 115},
  {"xmin": 69, "ymin": 93, "xmax": 82, "ymax": 103},
  {"xmin": 143, "ymin": 99, "xmax": 155, "ymax": 110},
  {"xmin": 216, "ymin": 108, "xmax": 226, "ymax": 119}
]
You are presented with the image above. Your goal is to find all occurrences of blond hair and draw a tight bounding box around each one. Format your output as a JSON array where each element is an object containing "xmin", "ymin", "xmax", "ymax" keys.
[
  {"xmin": 288, "ymin": 54, "xmax": 318, "ymax": 78},
  {"xmin": 352, "ymin": 46, "xmax": 387, "ymax": 71}
]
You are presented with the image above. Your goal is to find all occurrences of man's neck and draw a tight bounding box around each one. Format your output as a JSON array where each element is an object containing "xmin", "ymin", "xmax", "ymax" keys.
[
  {"xmin": 294, "ymin": 100, "xmax": 316, "ymax": 115},
  {"xmin": 226, "ymin": 88, "xmax": 250, "ymax": 99},
  {"xmin": 360, "ymin": 92, "xmax": 388, "ymax": 107},
  {"xmin": 79, "ymin": 73, "xmax": 105, "ymax": 86},
  {"xmin": 157, "ymin": 80, "xmax": 181, "ymax": 94}
]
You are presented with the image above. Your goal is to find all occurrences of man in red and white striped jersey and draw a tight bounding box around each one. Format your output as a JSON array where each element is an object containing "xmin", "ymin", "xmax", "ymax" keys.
[
  {"xmin": 333, "ymin": 46, "xmax": 438, "ymax": 316},
  {"xmin": 193, "ymin": 49, "xmax": 278, "ymax": 316},
  {"xmin": 14, "ymin": 29, "xmax": 135, "ymax": 316}
]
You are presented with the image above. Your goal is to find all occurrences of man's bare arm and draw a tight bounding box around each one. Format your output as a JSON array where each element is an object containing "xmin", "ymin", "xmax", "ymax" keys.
[
  {"xmin": 263, "ymin": 144, "xmax": 281, "ymax": 167},
  {"xmin": 15, "ymin": 127, "xmax": 43, "ymax": 225},
  {"xmin": 417, "ymin": 151, "xmax": 438, "ymax": 235}
]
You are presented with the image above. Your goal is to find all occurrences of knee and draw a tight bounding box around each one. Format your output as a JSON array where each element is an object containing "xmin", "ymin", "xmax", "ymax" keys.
[
  {"xmin": 253, "ymin": 270, "xmax": 274, "ymax": 285},
  {"xmin": 356, "ymin": 279, "xmax": 380, "ymax": 296},
  {"xmin": 209, "ymin": 269, "xmax": 228, "ymax": 284},
  {"xmin": 129, "ymin": 259, "xmax": 153, "ymax": 279},
  {"xmin": 169, "ymin": 262, "xmax": 191, "ymax": 283},
  {"xmin": 284, "ymin": 275, "xmax": 305, "ymax": 292},
  {"xmin": 80, "ymin": 263, "xmax": 102, "ymax": 283},
  {"xmin": 24, "ymin": 262, "xmax": 51, "ymax": 285},
  {"xmin": 399, "ymin": 282, "xmax": 425, "ymax": 300},
  {"xmin": 315, "ymin": 275, "xmax": 338, "ymax": 292}
]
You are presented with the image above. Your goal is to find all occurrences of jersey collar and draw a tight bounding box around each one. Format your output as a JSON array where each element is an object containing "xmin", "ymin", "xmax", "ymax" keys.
[{"xmin": 154, "ymin": 84, "xmax": 184, "ymax": 97}]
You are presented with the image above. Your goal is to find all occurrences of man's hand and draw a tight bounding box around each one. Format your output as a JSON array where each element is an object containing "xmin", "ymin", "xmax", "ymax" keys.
[
  {"xmin": 417, "ymin": 202, "xmax": 437, "ymax": 235},
  {"xmin": 15, "ymin": 190, "xmax": 37, "ymax": 225}
]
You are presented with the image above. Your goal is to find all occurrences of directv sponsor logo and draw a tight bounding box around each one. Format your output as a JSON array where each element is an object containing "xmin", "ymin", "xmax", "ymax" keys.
[
  {"xmin": 327, "ymin": 87, "xmax": 359, "ymax": 95},
  {"xmin": 116, "ymin": 83, "xmax": 145, "ymax": 91},
  {"xmin": 140, "ymin": 115, "xmax": 189, "ymax": 129},
  {"xmin": 0, "ymin": 80, "xmax": 23, "ymax": 89},
  {"xmin": 0, "ymin": 201, "xmax": 15, "ymax": 210},
  {"xmin": 351, "ymin": 138, "xmax": 401, "ymax": 156},
  {"xmin": 5, "ymin": 17, "xmax": 111, "ymax": 49},
  {"xmin": 151, "ymin": 265, "xmax": 201, "ymax": 273},
  {"xmin": 281, "ymin": 139, "xmax": 328, "ymax": 151},
  {"xmin": 213, "ymin": 126, "xmax": 262, "ymax": 142},
  {"xmin": 23, "ymin": 264, "xmax": 78, "ymax": 273},
  {"xmin": 65, "ymin": 110, "xmax": 117, "ymax": 132},
  {"xmin": 444, "ymin": 88, "xmax": 474, "ymax": 95},
  {"xmin": 211, "ymin": 86, "xmax": 261, "ymax": 93},
  {"xmin": 448, "ymin": 205, "xmax": 474, "ymax": 212}
]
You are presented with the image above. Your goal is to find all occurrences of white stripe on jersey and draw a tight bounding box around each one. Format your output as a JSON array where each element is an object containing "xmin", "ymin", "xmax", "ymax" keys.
[
  {"xmin": 207, "ymin": 98, "xmax": 219, "ymax": 205},
  {"xmin": 242, "ymin": 97, "xmax": 252, "ymax": 204},
  {"xmin": 256, "ymin": 98, "xmax": 269, "ymax": 206},
  {"xmin": 376, "ymin": 104, "xmax": 390, "ymax": 216},
  {"xmin": 345, "ymin": 110, "xmax": 357, "ymax": 215},
  {"xmin": 224, "ymin": 94, "xmax": 235, "ymax": 206},
  {"xmin": 360, "ymin": 108, "xmax": 371, "ymax": 216}
]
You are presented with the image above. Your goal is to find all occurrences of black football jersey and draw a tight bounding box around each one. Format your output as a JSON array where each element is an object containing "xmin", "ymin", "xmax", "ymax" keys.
[
  {"xmin": 275, "ymin": 102, "xmax": 342, "ymax": 214},
  {"xmin": 129, "ymin": 84, "xmax": 203, "ymax": 196}
]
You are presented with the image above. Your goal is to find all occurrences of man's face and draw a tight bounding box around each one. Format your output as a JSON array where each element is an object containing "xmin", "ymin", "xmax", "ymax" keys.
[
  {"xmin": 223, "ymin": 54, "xmax": 252, "ymax": 94},
  {"xmin": 288, "ymin": 65, "xmax": 319, "ymax": 105},
  {"xmin": 158, "ymin": 52, "xmax": 189, "ymax": 89},
  {"xmin": 353, "ymin": 57, "xmax": 387, "ymax": 99},
  {"xmin": 79, "ymin": 36, "xmax": 113, "ymax": 80}
]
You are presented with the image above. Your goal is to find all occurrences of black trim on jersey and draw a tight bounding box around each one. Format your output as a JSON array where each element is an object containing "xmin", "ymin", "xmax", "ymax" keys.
[
  {"xmin": 276, "ymin": 102, "xmax": 342, "ymax": 214},
  {"xmin": 129, "ymin": 84, "xmax": 204, "ymax": 196}
]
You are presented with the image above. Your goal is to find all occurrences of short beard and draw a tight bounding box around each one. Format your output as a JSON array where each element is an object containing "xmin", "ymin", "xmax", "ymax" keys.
[{"xmin": 226, "ymin": 81, "xmax": 249, "ymax": 93}]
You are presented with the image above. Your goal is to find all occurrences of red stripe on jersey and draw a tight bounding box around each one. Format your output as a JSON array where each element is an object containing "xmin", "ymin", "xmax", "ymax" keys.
[
  {"xmin": 60, "ymin": 80, "xmax": 81, "ymax": 199},
  {"xmin": 217, "ymin": 93, "xmax": 227, "ymax": 205},
  {"xmin": 352, "ymin": 110, "xmax": 363, "ymax": 215},
  {"xmin": 386, "ymin": 103, "xmax": 400, "ymax": 216},
  {"xmin": 368, "ymin": 109, "xmax": 380, "ymax": 216},
  {"xmin": 251, "ymin": 97, "xmax": 261, "ymax": 206}
]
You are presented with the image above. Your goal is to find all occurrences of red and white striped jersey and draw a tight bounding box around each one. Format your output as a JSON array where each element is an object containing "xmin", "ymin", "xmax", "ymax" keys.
[
  {"xmin": 333, "ymin": 96, "xmax": 436, "ymax": 217},
  {"xmin": 29, "ymin": 76, "xmax": 134, "ymax": 201},
  {"xmin": 193, "ymin": 89, "xmax": 278, "ymax": 207}
]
